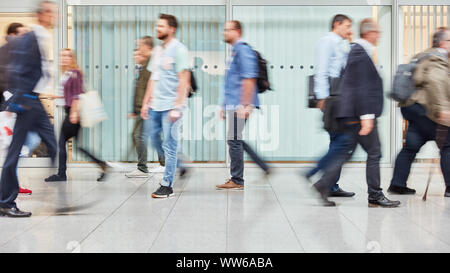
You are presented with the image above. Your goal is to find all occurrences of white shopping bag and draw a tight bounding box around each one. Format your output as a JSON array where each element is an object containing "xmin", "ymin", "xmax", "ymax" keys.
[
  {"xmin": 79, "ymin": 90, "xmax": 108, "ymax": 128},
  {"xmin": 0, "ymin": 111, "xmax": 16, "ymax": 157}
]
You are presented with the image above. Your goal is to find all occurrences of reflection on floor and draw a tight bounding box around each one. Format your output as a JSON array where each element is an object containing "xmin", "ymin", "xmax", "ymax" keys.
[{"xmin": 0, "ymin": 165, "xmax": 449, "ymax": 253}]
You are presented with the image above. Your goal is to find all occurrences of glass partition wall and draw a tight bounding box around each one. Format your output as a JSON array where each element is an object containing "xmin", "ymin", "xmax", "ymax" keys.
[{"xmin": 37, "ymin": 0, "xmax": 442, "ymax": 166}]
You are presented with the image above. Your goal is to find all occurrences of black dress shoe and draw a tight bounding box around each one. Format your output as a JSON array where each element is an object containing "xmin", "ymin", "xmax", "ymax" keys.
[
  {"xmin": 0, "ymin": 206, "xmax": 32, "ymax": 217},
  {"xmin": 387, "ymin": 185, "xmax": 416, "ymax": 195},
  {"xmin": 329, "ymin": 187, "xmax": 355, "ymax": 197},
  {"xmin": 368, "ymin": 196, "xmax": 401, "ymax": 208},
  {"xmin": 313, "ymin": 184, "xmax": 336, "ymax": 207}
]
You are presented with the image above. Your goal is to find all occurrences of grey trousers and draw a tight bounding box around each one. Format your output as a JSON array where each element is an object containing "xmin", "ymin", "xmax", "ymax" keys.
[
  {"xmin": 132, "ymin": 116, "xmax": 148, "ymax": 173},
  {"xmin": 314, "ymin": 119, "xmax": 384, "ymax": 200},
  {"xmin": 226, "ymin": 110, "xmax": 269, "ymax": 185}
]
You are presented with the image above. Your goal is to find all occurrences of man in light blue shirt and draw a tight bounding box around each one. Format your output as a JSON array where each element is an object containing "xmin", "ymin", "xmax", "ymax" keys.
[
  {"xmin": 305, "ymin": 14, "xmax": 355, "ymax": 198},
  {"xmin": 216, "ymin": 20, "xmax": 270, "ymax": 190},
  {"xmin": 141, "ymin": 14, "xmax": 190, "ymax": 198}
]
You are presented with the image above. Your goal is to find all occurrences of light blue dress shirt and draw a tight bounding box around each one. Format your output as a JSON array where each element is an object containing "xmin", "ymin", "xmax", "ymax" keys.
[{"xmin": 313, "ymin": 32, "xmax": 349, "ymax": 100}]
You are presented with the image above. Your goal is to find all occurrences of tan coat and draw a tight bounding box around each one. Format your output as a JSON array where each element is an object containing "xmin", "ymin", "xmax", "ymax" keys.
[{"xmin": 400, "ymin": 48, "xmax": 450, "ymax": 124}]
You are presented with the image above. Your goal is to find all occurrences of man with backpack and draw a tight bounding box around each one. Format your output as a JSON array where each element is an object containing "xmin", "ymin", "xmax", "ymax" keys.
[
  {"xmin": 388, "ymin": 27, "xmax": 450, "ymax": 196},
  {"xmin": 216, "ymin": 20, "xmax": 270, "ymax": 191}
]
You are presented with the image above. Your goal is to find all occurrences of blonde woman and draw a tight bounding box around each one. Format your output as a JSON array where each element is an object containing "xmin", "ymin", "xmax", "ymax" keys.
[{"xmin": 45, "ymin": 49, "xmax": 108, "ymax": 182}]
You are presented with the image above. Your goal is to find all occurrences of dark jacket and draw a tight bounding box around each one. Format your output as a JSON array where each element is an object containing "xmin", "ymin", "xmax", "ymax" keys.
[
  {"xmin": 133, "ymin": 59, "xmax": 150, "ymax": 114},
  {"xmin": 0, "ymin": 40, "xmax": 13, "ymax": 107},
  {"xmin": 6, "ymin": 31, "xmax": 42, "ymax": 110},
  {"xmin": 336, "ymin": 43, "xmax": 384, "ymax": 119}
]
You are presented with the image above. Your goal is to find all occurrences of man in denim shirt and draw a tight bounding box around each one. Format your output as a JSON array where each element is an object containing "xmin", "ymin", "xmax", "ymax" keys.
[
  {"xmin": 216, "ymin": 20, "xmax": 270, "ymax": 190},
  {"xmin": 305, "ymin": 14, "xmax": 355, "ymax": 198}
]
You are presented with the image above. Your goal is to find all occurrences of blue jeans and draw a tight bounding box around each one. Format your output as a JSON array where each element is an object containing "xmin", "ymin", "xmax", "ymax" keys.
[
  {"xmin": 23, "ymin": 131, "xmax": 41, "ymax": 156},
  {"xmin": 16, "ymin": 131, "xmax": 41, "ymax": 176},
  {"xmin": 147, "ymin": 109, "xmax": 181, "ymax": 187},
  {"xmin": 308, "ymin": 132, "xmax": 352, "ymax": 192}
]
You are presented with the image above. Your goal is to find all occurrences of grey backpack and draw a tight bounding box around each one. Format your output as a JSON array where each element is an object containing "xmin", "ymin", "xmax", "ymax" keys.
[{"xmin": 391, "ymin": 52, "xmax": 446, "ymax": 103}]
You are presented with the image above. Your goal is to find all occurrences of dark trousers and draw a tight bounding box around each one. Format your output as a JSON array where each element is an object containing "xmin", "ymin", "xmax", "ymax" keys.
[
  {"xmin": 307, "ymin": 132, "xmax": 352, "ymax": 191},
  {"xmin": 391, "ymin": 104, "xmax": 437, "ymax": 187},
  {"xmin": 436, "ymin": 125, "xmax": 450, "ymax": 186},
  {"xmin": 0, "ymin": 98, "xmax": 57, "ymax": 208},
  {"xmin": 227, "ymin": 111, "xmax": 269, "ymax": 185},
  {"xmin": 132, "ymin": 116, "xmax": 148, "ymax": 173},
  {"xmin": 314, "ymin": 119, "xmax": 383, "ymax": 200},
  {"xmin": 58, "ymin": 107, "xmax": 105, "ymax": 177}
]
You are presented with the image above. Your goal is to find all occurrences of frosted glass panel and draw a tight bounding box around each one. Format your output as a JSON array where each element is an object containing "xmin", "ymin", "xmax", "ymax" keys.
[
  {"xmin": 70, "ymin": 5, "xmax": 226, "ymax": 162},
  {"xmin": 233, "ymin": 6, "xmax": 393, "ymax": 163}
]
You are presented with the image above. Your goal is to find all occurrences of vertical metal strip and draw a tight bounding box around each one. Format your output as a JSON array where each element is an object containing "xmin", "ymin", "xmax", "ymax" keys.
[
  {"xmin": 409, "ymin": 6, "xmax": 412, "ymax": 59},
  {"xmin": 440, "ymin": 5, "xmax": 444, "ymax": 27},
  {"xmin": 392, "ymin": 0, "xmax": 400, "ymax": 166},
  {"xmin": 420, "ymin": 5, "xmax": 423, "ymax": 52},
  {"xmin": 433, "ymin": 6, "xmax": 437, "ymax": 31},
  {"xmin": 413, "ymin": 5, "xmax": 416, "ymax": 55},
  {"xmin": 225, "ymin": 0, "xmax": 231, "ymax": 168},
  {"xmin": 427, "ymin": 5, "xmax": 430, "ymax": 48}
]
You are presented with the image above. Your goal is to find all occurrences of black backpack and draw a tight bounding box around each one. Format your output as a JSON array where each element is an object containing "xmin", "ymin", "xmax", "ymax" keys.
[{"xmin": 242, "ymin": 43, "xmax": 271, "ymax": 93}]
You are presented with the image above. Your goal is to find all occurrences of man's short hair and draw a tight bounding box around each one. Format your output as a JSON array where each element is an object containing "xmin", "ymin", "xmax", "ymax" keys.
[
  {"xmin": 6, "ymin": 23, "xmax": 24, "ymax": 35},
  {"xmin": 432, "ymin": 27, "xmax": 449, "ymax": 48},
  {"xmin": 331, "ymin": 14, "xmax": 351, "ymax": 30},
  {"xmin": 159, "ymin": 14, "xmax": 178, "ymax": 32},
  {"xmin": 140, "ymin": 36, "xmax": 154, "ymax": 49},
  {"xmin": 359, "ymin": 18, "xmax": 377, "ymax": 38},
  {"xmin": 36, "ymin": 0, "xmax": 55, "ymax": 14},
  {"xmin": 230, "ymin": 20, "xmax": 243, "ymax": 35}
]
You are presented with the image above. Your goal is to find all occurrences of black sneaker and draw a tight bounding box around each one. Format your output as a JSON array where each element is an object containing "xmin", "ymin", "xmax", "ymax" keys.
[
  {"xmin": 152, "ymin": 185, "xmax": 174, "ymax": 198},
  {"xmin": 45, "ymin": 174, "xmax": 67, "ymax": 182},
  {"xmin": 368, "ymin": 196, "xmax": 401, "ymax": 208},
  {"xmin": 387, "ymin": 185, "xmax": 416, "ymax": 195}
]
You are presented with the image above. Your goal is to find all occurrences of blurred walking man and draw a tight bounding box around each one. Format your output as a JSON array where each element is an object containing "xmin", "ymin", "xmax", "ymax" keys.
[
  {"xmin": 0, "ymin": 1, "xmax": 58, "ymax": 217},
  {"xmin": 141, "ymin": 14, "xmax": 190, "ymax": 198},
  {"xmin": 312, "ymin": 19, "xmax": 400, "ymax": 208}
]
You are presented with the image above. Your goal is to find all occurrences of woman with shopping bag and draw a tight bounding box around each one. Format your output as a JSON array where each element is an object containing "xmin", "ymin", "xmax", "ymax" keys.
[{"xmin": 45, "ymin": 49, "xmax": 109, "ymax": 182}]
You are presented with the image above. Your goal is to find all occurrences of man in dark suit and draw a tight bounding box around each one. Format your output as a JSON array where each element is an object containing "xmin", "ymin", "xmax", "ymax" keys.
[
  {"xmin": 0, "ymin": 23, "xmax": 27, "ymax": 108},
  {"xmin": 0, "ymin": 1, "xmax": 57, "ymax": 217},
  {"xmin": 312, "ymin": 18, "xmax": 400, "ymax": 208}
]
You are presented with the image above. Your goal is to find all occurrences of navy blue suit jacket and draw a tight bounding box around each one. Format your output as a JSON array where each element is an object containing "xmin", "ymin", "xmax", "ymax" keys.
[
  {"xmin": 7, "ymin": 31, "xmax": 42, "ymax": 107},
  {"xmin": 336, "ymin": 43, "xmax": 384, "ymax": 119}
]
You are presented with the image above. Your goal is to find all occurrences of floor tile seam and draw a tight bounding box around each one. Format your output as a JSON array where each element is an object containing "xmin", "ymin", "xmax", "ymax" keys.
[
  {"xmin": 78, "ymin": 178, "xmax": 151, "ymax": 247},
  {"xmin": 266, "ymin": 176, "xmax": 306, "ymax": 253},
  {"xmin": 146, "ymin": 175, "xmax": 190, "ymax": 253}
]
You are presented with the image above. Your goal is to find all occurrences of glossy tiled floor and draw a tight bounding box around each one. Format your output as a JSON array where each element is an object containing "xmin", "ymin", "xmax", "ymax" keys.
[{"xmin": 1, "ymin": 165, "xmax": 449, "ymax": 253}]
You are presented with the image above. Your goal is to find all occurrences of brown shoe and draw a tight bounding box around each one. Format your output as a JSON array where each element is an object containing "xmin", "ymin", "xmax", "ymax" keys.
[{"xmin": 216, "ymin": 179, "xmax": 244, "ymax": 190}]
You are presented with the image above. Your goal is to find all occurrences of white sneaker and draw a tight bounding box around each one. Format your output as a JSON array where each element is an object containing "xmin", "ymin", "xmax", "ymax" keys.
[
  {"xmin": 148, "ymin": 165, "xmax": 165, "ymax": 173},
  {"xmin": 125, "ymin": 169, "xmax": 149, "ymax": 178}
]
